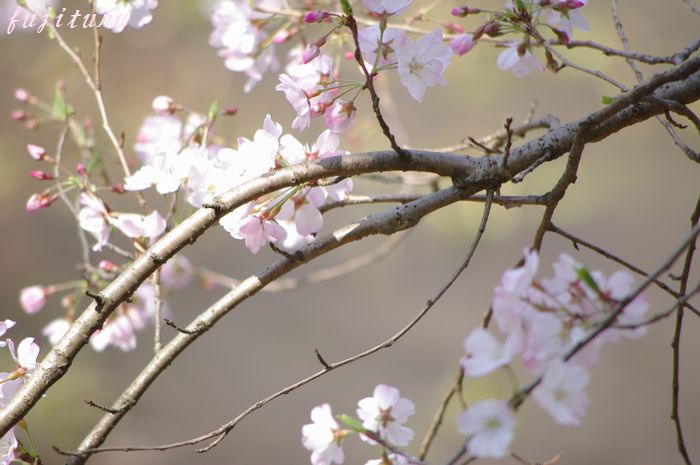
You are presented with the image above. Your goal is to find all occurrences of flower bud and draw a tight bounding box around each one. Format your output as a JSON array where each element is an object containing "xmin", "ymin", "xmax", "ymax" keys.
[
  {"xmin": 26, "ymin": 192, "xmax": 57, "ymax": 212},
  {"xmin": 99, "ymin": 260, "xmax": 117, "ymax": 273},
  {"xmin": 451, "ymin": 6, "xmax": 479, "ymax": 17},
  {"xmin": 14, "ymin": 88, "xmax": 29, "ymax": 102},
  {"xmin": 450, "ymin": 33, "xmax": 476, "ymax": 56},
  {"xmin": 303, "ymin": 10, "xmax": 330, "ymax": 23},
  {"xmin": 76, "ymin": 163, "xmax": 87, "ymax": 176},
  {"xmin": 224, "ymin": 106, "xmax": 238, "ymax": 116},
  {"xmin": 27, "ymin": 144, "xmax": 46, "ymax": 160},
  {"xmin": 10, "ymin": 110, "xmax": 27, "ymax": 121},
  {"xmin": 302, "ymin": 44, "xmax": 321, "ymax": 64},
  {"xmin": 30, "ymin": 170, "xmax": 54, "ymax": 181}
]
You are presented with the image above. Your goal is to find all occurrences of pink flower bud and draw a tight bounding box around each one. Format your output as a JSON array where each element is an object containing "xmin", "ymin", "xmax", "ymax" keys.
[
  {"xmin": 76, "ymin": 163, "xmax": 87, "ymax": 176},
  {"xmin": 14, "ymin": 88, "xmax": 29, "ymax": 102},
  {"xmin": 20, "ymin": 286, "xmax": 48, "ymax": 314},
  {"xmin": 27, "ymin": 144, "xmax": 46, "ymax": 160},
  {"xmin": 112, "ymin": 184, "xmax": 126, "ymax": 194},
  {"xmin": 303, "ymin": 10, "xmax": 330, "ymax": 23},
  {"xmin": 26, "ymin": 192, "xmax": 57, "ymax": 212},
  {"xmin": 443, "ymin": 22, "xmax": 465, "ymax": 34},
  {"xmin": 99, "ymin": 260, "xmax": 117, "ymax": 273},
  {"xmin": 450, "ymin": 33, "xmax": 476, "ymax": 56},
  {"xmin": 302, "ymin": 44, "xmax": 321, "ymax": 64},
  {"xmin": 10, "ymin": 110, "xmax": 27, "ymax": 121},
  {"xmin": 344, "ymin": 51, "xmax": 354, "ymax": 60},
  {"xmin": 451, "ymin": 6, "xmax": 479, "ymax": 16},
  {"xmin": 224, "ymin": 106, "xmax": 238, "ymax": 116},
  {"xmin": 30, "ymin": 170, "xmax": 54, "ymax": 181},
  {"xmin": 324, "ymin": 100, "xmax": 357, "ymax": 133}
]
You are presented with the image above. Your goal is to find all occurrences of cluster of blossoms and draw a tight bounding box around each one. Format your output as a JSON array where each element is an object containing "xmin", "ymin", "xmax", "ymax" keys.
[
  {"xmin": 124, "ymin": 103, "xmax": 353, "ymax": 254},
  {"xmin": 302, "ymin": 251, "xmax": 650, "ymax": 463},
  {"xmin": 457, "ymin": 250, "xmax": 648, "ymax": 458},
  {"xmin": 0, "ymin": 321, "xmax": 42, "ymax": 464},
  {"xmin": 207, "ymin": 0, "xmax": 591, "ymax": 137},
  {"xmin": 302, "ymin": 384, "xmax": 415, "ymax": 465},
  {"xmin": 20, "ymin": 256, "xmax": 193, "ymax": 352}
]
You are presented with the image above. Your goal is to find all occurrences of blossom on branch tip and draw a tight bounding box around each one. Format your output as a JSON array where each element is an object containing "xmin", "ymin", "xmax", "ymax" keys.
[
  {"xmin": 457, "ymin": 399, "xmax": 516, "ymax": 459},
  {"xmin": 449, "ymin": 33, "xmax": 476, "ymax": 56},
  {"xmin": 357, "ymin": 384, "xmax": 415, "ymax": 446},
  {"xmin": 396, "ymin": 29, "xmax": 452, "ymax": 102},
  {"xmin": 302, "ymin": 404, "xmax": 347, "ymax": 465},
  {"xmin": 358, "ymin": 26, "xmax": 405, "ymax": 70}
]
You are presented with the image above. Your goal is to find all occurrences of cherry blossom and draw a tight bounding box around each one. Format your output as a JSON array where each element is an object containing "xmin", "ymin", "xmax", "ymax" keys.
[
  {"xmin": 358, "ymin": 26, "xmax": 406, "ymax": 69},
  {"xmin": 78, "ymin": 193, "xmax": 111, "ymax": 252},
  {"xmin": 7, "ymin": 338, "xmax": 40, "ymax": 374},
  {"xmin": 0, "ymin": 428, "xmax": 17, "ymax": 465},
  {"xmin": 96, "ymin": 0, "xmax": 158, "ymax": 33},
  {"xmin": 324, "ymin": 100, "xmax": 357, "ymax": 133},
  {"xmin": 20, "ymin": 286, "xmax": 48, "ymax": 315},
  {"xmin": 362, "ymin": 0, "xmax": 413, "ymax": 16},
  {"xmin": 0, "ymin": 321, "xmax": 15, "ymax": 348},
  {"xmin": 357, "ymin": 384, "xmax": 415, "ymax": 446},
  {"xmin": 396, "ymin": 29, "xmax": 452, "ymax": 102},
  {"xmin": 42, "ymin": 318, "xmax": 71, "ymax": 346},
  {"xmin": 545, "ymin": 0, "xmax": 589, "ymax": 41},
  {"xmin": 457, "ymin": 399, "xmax": 516, "ymax": 459},
  {"xmin": 461, "ymin": 328, "xmax": 518, "ymax": 377},
  {"xmin": 496, "ymin": 42, "xmax": 544, "ymax": 77},
  {"xmin": 276, "ymin": 54, "xmax": 335, "ymax": 130},
  {"xmin": 160, "ymin": 256, "xmax": 194, "ymax": 289},
  {"xmin": 366, "ymin": 454, "xmax": 408, "ymax": 465},
  {"xmin": 302, "ymin": 403, "xmax": 347, "ymax": 465},
  {"xmin": 533, "ymin": 360, "xmax": 590, "ymax": 425}
]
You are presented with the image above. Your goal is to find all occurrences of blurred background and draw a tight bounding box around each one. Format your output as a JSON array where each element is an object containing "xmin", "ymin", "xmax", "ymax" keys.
[{"xmin": 1, "ymin": 0, "xmax": 700, "ymax": 464}]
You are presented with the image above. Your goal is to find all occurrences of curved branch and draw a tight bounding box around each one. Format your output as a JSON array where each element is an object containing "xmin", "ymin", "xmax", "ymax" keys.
[{"xmin": 2, "ymin": 54, "xmax": 700, "ymax": 438}]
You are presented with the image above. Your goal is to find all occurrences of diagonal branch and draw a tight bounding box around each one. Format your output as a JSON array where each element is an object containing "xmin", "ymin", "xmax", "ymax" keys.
[{"xmin": 2, "ymin": 55, "xmax": 700, "ymax": 439}]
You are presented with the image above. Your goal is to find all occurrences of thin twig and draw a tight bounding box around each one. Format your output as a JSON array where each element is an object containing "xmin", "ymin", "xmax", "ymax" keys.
[
  {"xmin": 548, "ymin": 223, "xmax": 700, "ymax": 317},
  {"xmin": 418, "ymin": 368, "xmax": 464, "ymax": 460},
  {"xmin": 670, "ymin": 195, "xmax": 700, "ymax": 465}
]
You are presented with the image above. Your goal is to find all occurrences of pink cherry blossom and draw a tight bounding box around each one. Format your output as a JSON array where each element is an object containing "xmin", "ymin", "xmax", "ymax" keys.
[
  {"xmin": 96, "ymin": 0, "xmax": 158, "ymax": 33},
  {"xmin": 8, "ymin": 337, "xmax": 40, "ymax": 373},
  {"xmin": 276, "ymin": 54, "xmax": 335, "ymax": 130},
  {"xmin": 20, "ymin": 286, "xmax": 48, "ymax": 315},
  {"xmin": 26, "ymin": 144, "xmax": 46, "ymax": 161},
  {"xmin": 461, "ymin": 328, "xmax": 518, "ymax": 377},
  {"xmin": 366, "ymin": 454, "xmax": 408, "ymax": 465},
  {"xmin": 0, "ymin": 427, "xmax": 17, "ymax": 465},
  {"xmin": 396, "ymin": 29, "xmax": 452, "ymax": 102},
  {"xmin": 357, "ymin": 384, "xmax": 415, "ymax": 446},
  {"xmin": 362, "ymin": 0, "xmax": 413, "ymax": 16},
  {"xmin": 497, "ymin": 42, "xmax": 544, "ymax": 77},
  {"xmin": 533, "ymin": 360, "xmax": 590, "ymax": 425},
  {"xmin": 78, "ymin": 193, "xmax": 111, "ymax": 251},
  {"xmin": 302, "ymin": 403, "xmax": 346, "ymax": 465},
  {"xmin": 0, "ymin": 321, "xmax": 15, "ymax": 348},
  {"xmin": 324, "ymin": 100, "xmax": 357, "ymax": 133},
  {"xmin": 545, "ymin": 0, "xmax": 589, "ymax": 41},
  {"xmin": 42, "ymin": 318, "xmax": 71, "ymax": 346},
  {"xmin": 358, "ymin": 26, "xmax": 406, "ymax": 69},
  {"xmin": 457, "ymin": 399, "xmax": 516, "ymax": 459},
  {"xmin": 152, "ymin": 95, "xmax": 175, "ymax": 115},
  {"xmin": 160, "ymin": 255, "xmax": 194, "ymax": 289}
]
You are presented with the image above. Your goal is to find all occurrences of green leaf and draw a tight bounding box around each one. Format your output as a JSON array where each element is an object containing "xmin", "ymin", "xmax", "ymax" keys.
[
  {"xmin": 576, "ymin": 266, "xmax": 600, "ymax": 293},
  {"xmin": 86, "ymin": 150, "xmax": 102, "ymax": 175},
  {"xmin": 337, "ymin": 414, "xmax": 364, "ymax": 432},
  {"xmin": 601, "ymin": 96, "xmax": 614, "ymax": 105},
  {"xmin": 208, "ymin": 100, "xmax": 220, "ymax": 122},
  {"xmin": 339, "ymin": 0, "xmax": 353, "ymax": 16},
  {"xmin": 52, "ymin": 86, "xmax": 72, "ymax": 121}
]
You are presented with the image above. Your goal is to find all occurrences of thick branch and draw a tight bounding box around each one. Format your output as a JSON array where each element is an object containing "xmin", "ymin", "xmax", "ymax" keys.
[{"xmin": 2, "ymin": 54, "xmax": 700, "ymax": 438}]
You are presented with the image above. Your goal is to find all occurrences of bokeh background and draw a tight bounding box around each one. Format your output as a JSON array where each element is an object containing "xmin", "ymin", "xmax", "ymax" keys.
[{"xmin": 1, "ymin": 0, "xmax": 700, "ymax": 464}]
